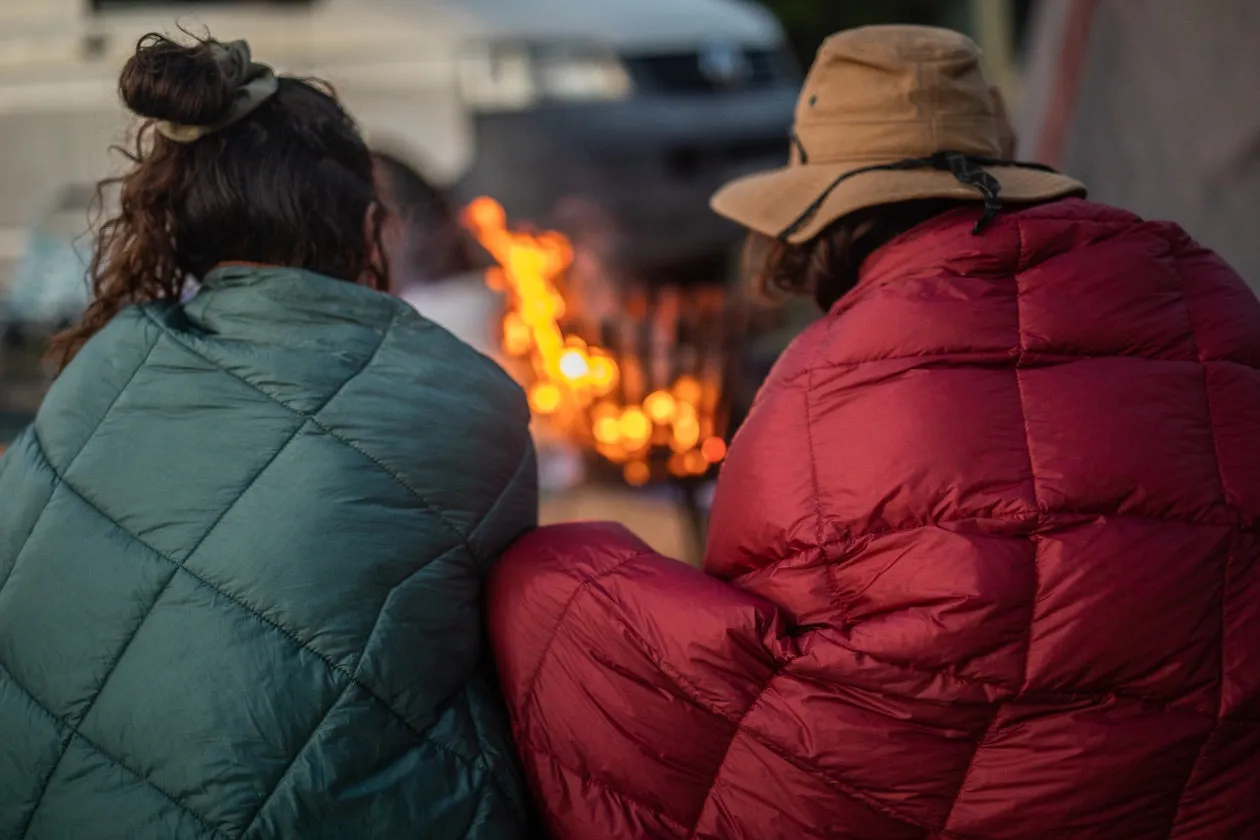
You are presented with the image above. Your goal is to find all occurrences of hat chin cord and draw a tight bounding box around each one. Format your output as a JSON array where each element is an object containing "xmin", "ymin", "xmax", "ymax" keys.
[{"xmin": 777, "ymin": 151, "xmax": 1063, "ymax": 242}]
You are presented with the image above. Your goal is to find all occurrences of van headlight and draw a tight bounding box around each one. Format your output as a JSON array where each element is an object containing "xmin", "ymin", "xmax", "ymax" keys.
[{"xmin": 457, "ymin": 42, "xmax": 633, "ymax": 110}]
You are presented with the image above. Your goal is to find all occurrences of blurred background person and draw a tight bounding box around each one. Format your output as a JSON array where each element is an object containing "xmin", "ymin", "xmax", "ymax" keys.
[
  {"xmin": 0, "ymin": 34, "xmax": 535, "ymax": 839},
  {"xmin": 373, "ymin": 150, "xmax": 503, "ymax": 358}
]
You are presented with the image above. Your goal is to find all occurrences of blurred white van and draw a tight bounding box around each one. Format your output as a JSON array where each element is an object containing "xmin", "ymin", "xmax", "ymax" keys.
[{"xmin": 0, "ymin": 0, "xmax": 799, "ymax": 326}]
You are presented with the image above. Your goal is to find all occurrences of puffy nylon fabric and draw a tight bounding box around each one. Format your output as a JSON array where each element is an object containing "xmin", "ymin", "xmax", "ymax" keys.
[
  {"xmin": 0, "ymin": 266, "xmax": 538, "ymax": 839},
  {"xmin": 489, "ymin": 199, "xmax": 1260, "ymax": 839}
]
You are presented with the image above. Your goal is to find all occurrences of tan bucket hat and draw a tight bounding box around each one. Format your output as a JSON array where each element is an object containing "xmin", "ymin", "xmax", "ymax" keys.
[{"xmin": 712, "ymin": 25, "xmax": 1085, "ymax": 244}]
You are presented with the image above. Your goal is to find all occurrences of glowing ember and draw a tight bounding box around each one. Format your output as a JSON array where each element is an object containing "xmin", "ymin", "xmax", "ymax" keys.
[
  {"xmin": 618, "ymin": 407, "xmax": 652, "ymax": 445},
  {"xmin": 624, "ymin": 461, "xmax": 651, "ymax": 486},
  {"xmin": 558, "ymin": 348, "xmax": 590, "ymax": 381},
  {"xmin": 701, "ymin": 436, "xmax": 728, "ymax": 464},
  {"xmin": 588, "ymin": 354, "xmax": 619, "ymax": 393},
  {"xmin": 673, "ymin": 376, "xmax": 703, "ymax": 405},
  {"xmin": 671, "ymin": 402, "xmax": 701, "ymax": 453},
  {"xmin": 593, "ymin": 415, "xmax": 621, "ymax": 445},
  {"xmin": 643, "ymin": 390, "xmax": 677, "ymax": 424},
  {"xmin": 462, "ymin": 196, "xmax": 729, "ymax": 483},
  {"xmin": 528, "ymin": 382, "xmax": 563, "ymax": 415}
]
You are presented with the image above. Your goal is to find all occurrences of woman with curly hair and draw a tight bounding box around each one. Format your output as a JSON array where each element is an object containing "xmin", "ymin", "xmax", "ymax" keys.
[{"xmin": 0, "ymin": 34, "xmax": 536, "ymax": 839}]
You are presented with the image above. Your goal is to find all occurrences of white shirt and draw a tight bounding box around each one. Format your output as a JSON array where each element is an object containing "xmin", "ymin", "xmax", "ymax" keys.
[{"xmin": 398, "ymin": 273, "xmax": 502, "ymax": 359}]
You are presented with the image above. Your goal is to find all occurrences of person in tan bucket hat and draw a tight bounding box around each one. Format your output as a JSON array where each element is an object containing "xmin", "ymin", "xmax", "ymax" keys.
[
  {"xmin": 713, "ymin": 25, "xmax": 1084, "ymax": 245},
  {"xmin": 485, "ymin": 24, "xmax": 1260, "ymax": 839}
]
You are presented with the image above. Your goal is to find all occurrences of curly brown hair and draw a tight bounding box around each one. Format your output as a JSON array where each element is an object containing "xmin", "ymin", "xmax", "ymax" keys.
[
  {"xmin": 50, "ymin": 32, "xmax": 388, "ymax": 369},
  {"xmin": 746, "ymin": 198, "xmax": 969, "ymax": 312}
]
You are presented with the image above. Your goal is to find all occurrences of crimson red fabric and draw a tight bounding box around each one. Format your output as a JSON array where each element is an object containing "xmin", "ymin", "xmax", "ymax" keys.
[{"xmin": 488, "ymin": 199, "xmax": 1260, "ymax": 839}]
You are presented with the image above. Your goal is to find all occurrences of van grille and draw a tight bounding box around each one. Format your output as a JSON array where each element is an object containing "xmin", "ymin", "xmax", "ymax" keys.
[{"xmin": 622, "ymin": 48, "xmax": 792, "ymax": 95}]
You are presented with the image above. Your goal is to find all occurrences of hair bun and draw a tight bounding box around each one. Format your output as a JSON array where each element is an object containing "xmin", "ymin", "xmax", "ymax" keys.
[{"xmin": 121, "ymin": 34, "xmax": 235, "ymax": 126}]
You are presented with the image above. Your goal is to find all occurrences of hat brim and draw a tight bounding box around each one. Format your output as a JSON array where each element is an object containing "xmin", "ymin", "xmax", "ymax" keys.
[{"xmin": 711, "ymin": 160, "xmax": 1086, "ymax": 244}]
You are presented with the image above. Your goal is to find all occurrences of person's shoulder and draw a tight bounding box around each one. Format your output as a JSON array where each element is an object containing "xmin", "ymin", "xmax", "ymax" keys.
[
  {"xmin": 1014, "ymin": 198, "xmax": 1253, "ymax": 294},
  {"xmin": 1012, "ymin": 197, "xmax": 1137, "ymax": 226},
  {"xmin": 381, "ymin": 303, "xmax": 528, "ymax": 416},
  {"xmin": 755, "ymin": 316, "xmax": 834, "ymax": 398},
  {"xmin": 1011, "ymin": 197, "xmax": 1205, "ymax": 263},
  {"xmin": 333, "ymin": 303, "xmax": 534, "ymax": 497},
  {"xmin": 1014, "ymin": 199, "xmax": 1260, "ymax": 364},
  {"xmin": 31, "ymin": 304, "xmax": 173, "ymax": 467},
  {"xmin": 43, "ymin": 305, "xmax": 167, "ymax": 400}
]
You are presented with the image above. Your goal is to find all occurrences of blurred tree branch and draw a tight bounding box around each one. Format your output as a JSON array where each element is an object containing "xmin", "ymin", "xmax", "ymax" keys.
[{"xmin": 761, "ymin": 0, "xmax": 969, "ymax": 68}]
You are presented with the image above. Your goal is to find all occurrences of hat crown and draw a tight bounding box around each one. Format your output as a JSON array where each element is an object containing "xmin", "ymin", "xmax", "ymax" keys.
[{"xmin": 793, "ymin": 25, "xmax": 1001, "ymax": 165}]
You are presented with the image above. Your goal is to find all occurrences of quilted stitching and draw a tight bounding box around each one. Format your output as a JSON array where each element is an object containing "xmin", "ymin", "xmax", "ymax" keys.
[
  {"xmin": 0, "ymin": 662, "xmax": 224, "ymax": 838},
  {"xmin": 490, "ymin": 200, "xmax": 1260, "ymax": 840},
  {"xmin": 11, "ymin": 393, "xmax": 473, "ymax": 836},
  {"xmin": 139, "ymin": 308, "xmax": 472, "ymax": 547},
  {"xmin": 0, "ymin": 270, "xmax": 536, "ymax": 839}
]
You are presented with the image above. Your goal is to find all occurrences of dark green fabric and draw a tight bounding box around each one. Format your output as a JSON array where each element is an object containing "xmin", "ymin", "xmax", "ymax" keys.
[{"xmin": 0, "ymin": 266, "xmax": 538, "ymax": 839}]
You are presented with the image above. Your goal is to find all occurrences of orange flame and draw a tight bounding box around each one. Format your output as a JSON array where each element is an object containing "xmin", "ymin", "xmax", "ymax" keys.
[{"xmin": 463, "ymin": 197, "xmax": 725, "ymax": 482}]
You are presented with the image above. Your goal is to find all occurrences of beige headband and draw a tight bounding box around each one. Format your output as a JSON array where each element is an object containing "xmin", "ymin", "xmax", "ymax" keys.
[{"xmin": 155, "ymin": 40, "xmax": 279, "ymax": 143}]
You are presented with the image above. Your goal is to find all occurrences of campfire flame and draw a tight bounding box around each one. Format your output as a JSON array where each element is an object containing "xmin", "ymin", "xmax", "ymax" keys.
[{"xmin": 463, "ymin": 197, "xmax": 727, "ymax": 485}]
